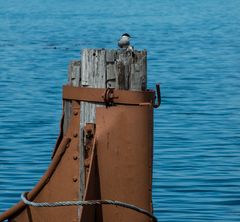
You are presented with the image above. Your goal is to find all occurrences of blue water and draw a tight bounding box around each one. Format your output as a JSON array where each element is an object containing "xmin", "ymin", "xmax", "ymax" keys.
[{"xmin": 0, "ymin": 0, "xmax": 240, "ymax": 221}]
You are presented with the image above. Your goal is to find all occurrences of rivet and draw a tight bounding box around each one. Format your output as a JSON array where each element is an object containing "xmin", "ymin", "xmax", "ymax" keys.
[
  {"xmin": 73, "ymin": 155, "xmax": 78, "ymax": 160},
  {"xmin": 73, "ymin": 110, "xmax": 78, "ymax": 116},
  {"xmin": 73, "ymin": 133, "xmax": 78, "ymax": 137},
  {"xmin": 66, "ymin": 143, "xmax": 70, "ymax": 148},
  {"xmin": 73, "ymin": 177, "xmax": 78, "ymax": 182}
]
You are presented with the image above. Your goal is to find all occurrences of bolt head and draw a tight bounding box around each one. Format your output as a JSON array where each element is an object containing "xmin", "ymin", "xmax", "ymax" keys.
[
  {"xmin": 73, "ymin": 177, "xmax": 78, "ymax": 182},
  {"xmin": 73, "ymin": 111, "xmax": 78, "ymax": 116}
]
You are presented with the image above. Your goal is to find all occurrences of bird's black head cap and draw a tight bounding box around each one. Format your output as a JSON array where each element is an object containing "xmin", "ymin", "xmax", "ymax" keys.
[{"xmin": 122, "ymin": 33, "xmax": 131, "ymax": 37}]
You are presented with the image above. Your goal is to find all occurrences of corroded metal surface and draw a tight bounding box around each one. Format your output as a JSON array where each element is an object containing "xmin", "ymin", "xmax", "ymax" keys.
[
  {"xmin": 95, "ymin": 105, "xmax": 153, "ymax": 222},
  {"xmin": 0, "ymin": 85, "xmax": 158, "ymax": 222},
  {"xmin": 83, "ymin": 123, "xmax": 96, "ymax": 184},
  {"xmin": 63, "ymin": 85, "xmax": 155, "ymax": 106},
  {"xmin": 80, "ymin": 135, "xmax": 102, "ymax": 222}
]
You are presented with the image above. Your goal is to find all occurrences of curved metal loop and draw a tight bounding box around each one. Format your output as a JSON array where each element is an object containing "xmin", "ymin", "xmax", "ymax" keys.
[
  {"xmin": 154, "ymin": 83, "xmax": 161, "ymax": 108},
  {"xmin": 102, "ymin": 88, "xmax": 119, "ymax": 107}
]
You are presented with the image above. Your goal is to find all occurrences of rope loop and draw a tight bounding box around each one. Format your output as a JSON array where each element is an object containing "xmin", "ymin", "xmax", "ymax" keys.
[{"xmin": 21, "ymin": 192, "xmax": 158, "ymax": 222}]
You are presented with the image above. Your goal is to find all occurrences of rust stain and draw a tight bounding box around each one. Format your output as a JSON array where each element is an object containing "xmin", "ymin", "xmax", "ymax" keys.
[{"xmin": 95, "ymin": 105, "xmax": 153, "ymax": 222}]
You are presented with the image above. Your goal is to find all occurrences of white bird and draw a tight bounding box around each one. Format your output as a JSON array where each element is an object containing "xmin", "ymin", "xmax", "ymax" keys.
[{"xmin": 118, "ymin": 33, "xmax": 132, "ymax": 49}]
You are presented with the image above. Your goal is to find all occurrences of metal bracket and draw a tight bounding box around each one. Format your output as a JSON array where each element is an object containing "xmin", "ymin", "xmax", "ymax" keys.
[
  {"xmin": 102, "ymin": 88, "xmax": 119, "ymax": 107},
  {"xmin": 83, "ymin": 123, "xmax": 96, "ymax": 180},
  {"xmin": 153, "ymin": 83, "xmax": 161, "ymax": 108}
]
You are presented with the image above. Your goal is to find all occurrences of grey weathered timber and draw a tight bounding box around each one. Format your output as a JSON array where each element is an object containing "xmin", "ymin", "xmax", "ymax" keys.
[
  {"xmin": 105, "ymin": 49, "xmax": 147, "ymax": 90},
  {"xmin": 65, "ymin": 48, "xmax": 147, "ymax": 201},
  {"xmin": 63, "ymin": 60, "xmax": 84, "ymax": 203},
  {"xmin": 63, "ymin": 60, "xmax": 81, "ymax": 133},
  {"xmin": 63, "ymin": 60, "xmax": 81, "ymax": 134}
]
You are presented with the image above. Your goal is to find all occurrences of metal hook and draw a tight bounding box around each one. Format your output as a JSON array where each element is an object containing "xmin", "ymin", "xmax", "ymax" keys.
[
  {"xmin": 154, "ymin": 83, "xmax": 161, "ymax": 108},
  {"xmin": 102, "ymin": 88, "xmax": 118, "ymax": 107}
]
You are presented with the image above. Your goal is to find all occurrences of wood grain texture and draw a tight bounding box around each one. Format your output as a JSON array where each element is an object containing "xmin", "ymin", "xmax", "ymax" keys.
[{"xmin": 63, "ymin": 60, "xmax": 81, "ymax": 135}]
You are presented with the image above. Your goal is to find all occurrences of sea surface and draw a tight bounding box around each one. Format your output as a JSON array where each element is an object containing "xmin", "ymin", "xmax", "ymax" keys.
[{"xmin": 0, "ymin": 0, "xmax": 240, "ymax": 221}]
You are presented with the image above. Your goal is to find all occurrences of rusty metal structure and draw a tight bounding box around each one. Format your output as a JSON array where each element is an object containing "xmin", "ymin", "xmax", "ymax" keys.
[{"xmin": 0, "ymin": 83, "xmax": 160, "ymax": 222}]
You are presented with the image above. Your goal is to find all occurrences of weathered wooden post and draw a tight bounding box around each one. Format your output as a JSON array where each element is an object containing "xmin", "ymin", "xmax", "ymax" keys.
[
  {"xmin": 65, "ymin": 49, "xmax": 152, "ymax": 222},
  {"xmin": 65, "ymin": 49, "xmax": 148, "ymax": 200}
]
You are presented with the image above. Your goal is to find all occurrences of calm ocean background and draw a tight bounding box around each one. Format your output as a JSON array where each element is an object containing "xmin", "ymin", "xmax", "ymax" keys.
[{"xmin": 0, "ymin": 0, "xmax": 240, "ymax": 221}]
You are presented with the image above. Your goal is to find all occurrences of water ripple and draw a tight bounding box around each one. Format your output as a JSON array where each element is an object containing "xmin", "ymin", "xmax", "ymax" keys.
[{"xmin": 1, "ymin": 0, "xmax": 240, "ymax": 221}]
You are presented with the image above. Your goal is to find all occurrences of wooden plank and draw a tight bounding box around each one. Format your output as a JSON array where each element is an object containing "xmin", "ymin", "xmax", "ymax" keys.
[
  {"xmin": 106, "ymin": 49, "xmax": 147, "ymax": 90},
  {"xmin": 63, "ymin": 60, "xmax": 81, "ymax": 134},
  {"xmin": 80, "ymin": 49, "xmax": 106, "ymax": 198},
  {"xmin": 106, "ymin": 49, "xmax": 117, "ymax": 88}
]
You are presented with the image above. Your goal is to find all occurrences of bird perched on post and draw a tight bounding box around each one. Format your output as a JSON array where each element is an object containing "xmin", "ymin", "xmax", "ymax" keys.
[{"xmin": 118, "ymin": 33, "xmax": 134, "ymax": 52}]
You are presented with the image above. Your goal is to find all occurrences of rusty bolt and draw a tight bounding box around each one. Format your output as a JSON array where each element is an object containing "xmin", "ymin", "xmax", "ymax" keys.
[
  {"xmin": 87, "ymin": 129, "xmax": 92, "ymax": 134},
  {"xmin": 73, "ymin": 110, "xmax": 78, "ymax": 116},
  {"xmin": 73, "ymin": 132, "xmax": 78, "ymax": 137},
  {"xmin": 73, "ymin": 155, "xmax": 78, "ymax": 160},
  {"xmin": 73, "ymin": 177, "xmax": 78, "ymax": 182}
]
